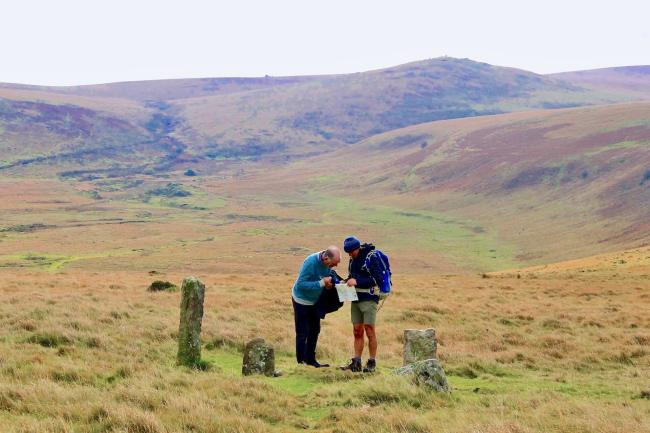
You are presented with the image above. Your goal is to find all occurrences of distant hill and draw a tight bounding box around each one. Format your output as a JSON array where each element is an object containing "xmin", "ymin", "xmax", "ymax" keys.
[
  {"xmin": 2, "ymin": 57, "xmax": 649, "ymax": 173},
  {"xmin": 550, "ymin": 66, "xmax": 650, "ymax": 100},
  {"xmin": 171, "ymin": 58, "xmax": 642, "ymax": 157},
  {"xmin": 1, "ymin": 75, "xmax": 317, "ymax": 101},
  {"xmin": 1, "ymin": 58, "xmax": 649, "ymax": 270}
]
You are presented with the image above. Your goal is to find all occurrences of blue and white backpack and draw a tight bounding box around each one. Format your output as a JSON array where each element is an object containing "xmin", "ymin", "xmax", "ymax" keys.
[{"xmin": 363, "ymin": 249, "xmax": 392, "ymax": 299}]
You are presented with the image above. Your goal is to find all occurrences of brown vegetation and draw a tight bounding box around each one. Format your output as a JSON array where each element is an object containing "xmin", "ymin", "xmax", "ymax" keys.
[{"xmin": 0, "ymin": 257, "xmax": 648, "ymax": 432}]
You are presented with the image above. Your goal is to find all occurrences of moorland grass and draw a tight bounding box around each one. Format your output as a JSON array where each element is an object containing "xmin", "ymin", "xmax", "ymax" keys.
[
  {"xmin": 304, "ymin": 193, "xmax": 520, "ymax": 271},
  {"xmin": 0, "ymin": 268, "xmax": 648, "ymax": 432},
  {"xmin": 0, "ymin": 172, "xmax": 648, "ymax": 432}
]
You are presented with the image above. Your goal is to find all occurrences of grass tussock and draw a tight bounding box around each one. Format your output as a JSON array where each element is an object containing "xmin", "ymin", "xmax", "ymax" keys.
[
  {"xmin": 147, "ymin": 280, "xmax": 178, "ymax": 292},
  {"xmin": 25, "ymin": 331, "xmax": 72, "ymax": 348}
]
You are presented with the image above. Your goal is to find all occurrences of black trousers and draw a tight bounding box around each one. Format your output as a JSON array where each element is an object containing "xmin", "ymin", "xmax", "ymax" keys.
[{"xmin": 292, "ymin": 298, "xmax": 321, "ymax": 364}]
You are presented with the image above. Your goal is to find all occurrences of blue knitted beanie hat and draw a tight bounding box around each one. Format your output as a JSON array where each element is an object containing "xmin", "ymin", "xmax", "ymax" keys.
[{"xmin": 343, "ymin": 236, "xmax": 361, "ymax": 253}]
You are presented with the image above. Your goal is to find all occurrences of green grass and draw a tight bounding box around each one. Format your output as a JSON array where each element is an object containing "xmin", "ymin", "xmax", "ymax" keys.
[
  {"xmin": 200, "ymin": 347, "xmax": 635, "ymax": 421},
  {"xmin": 141, "ymin": 193, "xmax": 226, "ymax": 211},
  {"xmin": 203, "ymin": 348, "xmax": 243, "ymax": 375},
  {"xmin": 449, "ymin": 371, "xmax": 634, "ymax": 400},
  {"xmin": 396, "ymin": 169, "xmax": 421, "ymax": 192},
  {"xmin": 623, "ymin": 119, "xmax": 650, "ymax": 128},
  {"xmin": 298, "ymin": 405, "xmax": 330, "ymax": 421},
  {"xmin": 241, "ymin": 227, "xmax": 289, "ymax": 236},
  {"xmin": 203, "ymin": 348, "xmax": 320, "ymax": 396},
  {"xmin": 584, "ymin": 139, "xmax": 649, "ymax": 157},
  {"xmin": 199, "ymin": 327, "xmax": 643, "ymax": 429},
  {"xmin": 204, "ymin": 350, "xmax": 631, "ymax": 422},
  {"xmin": 0, "ymin": 250, "xmax": 139, "ymax": 272},
  {"xmin": 306, "ymin": 193, "xmax": 520, "ymax": 271}
]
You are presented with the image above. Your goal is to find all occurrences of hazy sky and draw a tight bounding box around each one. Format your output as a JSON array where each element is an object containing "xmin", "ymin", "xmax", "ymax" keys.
[{"xmin": 2, "ymin": 0, "xmax": 649, "ymax": 86}]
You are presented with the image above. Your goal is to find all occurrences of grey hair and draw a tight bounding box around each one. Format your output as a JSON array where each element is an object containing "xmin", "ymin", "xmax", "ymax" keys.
[{"xmin": 323, "ymin": 248, "xmax": 335, "ymax": 259}]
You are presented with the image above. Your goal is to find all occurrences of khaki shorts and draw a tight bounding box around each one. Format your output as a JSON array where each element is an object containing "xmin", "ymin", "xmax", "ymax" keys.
[{"xmin": 351, "ymin": 300, "xmax": 378, "ymax": 325}]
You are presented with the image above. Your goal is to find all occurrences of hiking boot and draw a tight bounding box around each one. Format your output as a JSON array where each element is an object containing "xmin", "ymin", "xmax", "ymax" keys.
[
  {"xmin": 339, "ymin": 358, "xmax": 362, "ymax": 372},
  {"xmin": 363, "ymin": 358, "xmax": 376, "ymax": 373}
]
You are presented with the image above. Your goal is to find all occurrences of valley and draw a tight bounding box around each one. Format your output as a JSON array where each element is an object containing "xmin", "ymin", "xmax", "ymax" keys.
[{"xmin": 0, "ymin": 57, "xmax": 648, "ymax": 433}]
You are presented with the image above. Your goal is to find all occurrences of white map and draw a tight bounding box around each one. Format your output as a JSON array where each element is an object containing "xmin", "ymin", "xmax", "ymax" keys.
[{"xmin": 335, "ymin": 283, "xmax": 358, "ymax": 302}]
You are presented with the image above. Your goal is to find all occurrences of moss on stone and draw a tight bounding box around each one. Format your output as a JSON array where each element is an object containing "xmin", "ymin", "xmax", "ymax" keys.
[{"xmin": 176, "ymin": 277, "xmax": 205, "ymax": 368}]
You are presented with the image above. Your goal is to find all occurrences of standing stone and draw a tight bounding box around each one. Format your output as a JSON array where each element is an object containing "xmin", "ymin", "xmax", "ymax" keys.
[
  {"xmin": 403, "ymin": 328, "xmax": 437, "ymax": 366},
  {"xmin": 242, "ymin": 338, "xmax": 275, "ymax": 377},
  {"xmin": 395, "ymin": 359, "xmax": 450, "ymax": 393},
  {"xmin": 177, "ymin": 277, "xmax": 205, "ymax": 367}
]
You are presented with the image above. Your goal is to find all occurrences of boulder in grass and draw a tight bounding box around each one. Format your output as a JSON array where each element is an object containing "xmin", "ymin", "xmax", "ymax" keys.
[
  {"xmin": 242, "ymin": 338, "xmax": 275, "ymax": 377},
  {"xmin": 403, "ymin": 328, "xmax": 437, "ymax": 365},
  {"xmin": 395, "ymin": 358, "xmax": 450, "ymax": 393},
  {"xmin": 147, "ymin": 280, "xmax": 177, "ymax": 292}
]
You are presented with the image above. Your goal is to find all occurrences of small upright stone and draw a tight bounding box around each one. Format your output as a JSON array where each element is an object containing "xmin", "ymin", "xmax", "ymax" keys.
[
  {"xmin": 177, "ymin": 277, "xmax": 205, "ymax": 368},
  {"xmin": 403, "ymin": 328, "xmax": 437, "ymax": 366},
  {"xmin": 242, "ymin": 338, "xmax": 275, "ymax": 377},
  {"xmin": 395, "ymin": 359, "xmax": 450, "ymax": 393}
]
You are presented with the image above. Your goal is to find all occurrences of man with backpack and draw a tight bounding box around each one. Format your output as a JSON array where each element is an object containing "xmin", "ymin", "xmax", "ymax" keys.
[{"xmin": 339, "ymin": 236, "xmax": 391, "ymax": 373}]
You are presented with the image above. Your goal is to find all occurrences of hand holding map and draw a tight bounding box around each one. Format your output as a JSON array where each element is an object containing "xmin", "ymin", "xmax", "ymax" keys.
[{"xmin": 335, "ymin": 283, "xmax": 358, "ymax": 302}]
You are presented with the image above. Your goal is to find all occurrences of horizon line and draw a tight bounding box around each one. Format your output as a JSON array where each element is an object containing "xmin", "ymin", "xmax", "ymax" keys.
[{"xmin": 1, "ymin": 57, "xmax": 648, "ymax": 88}]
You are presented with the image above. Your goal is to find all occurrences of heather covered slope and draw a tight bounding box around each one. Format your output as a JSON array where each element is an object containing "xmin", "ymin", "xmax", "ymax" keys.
[
  {"xmin": 551, "ymin": 66, "xmax": 650, "ymax": 100},
  {"xmin": 2, "ymin": 57, "xmax": 646, "ymax": 163},
  {"xmin": 265, "ymin": 102, "xmax": 650, "ymax": 265},
  {"xmin": 1, "ymin": 75, "xmax": 318, "ymax": 102},
  {"xmin": 0, "ymin": 98, "xmax": 187, "ymax": 177},
  {"xmin": 1, "ymin": 103, "xmax": 648, "ymax": 271},
  {"xmin": 1, "ymin": 58, "xmax": 649, "ymax": 270},
  {"xmin": 0, "ymin": 98, "xmax": 150, "ymax": 170},
  {"xmin": 171, "ymin": 57, "xmax": 628, "ymax": 156}
]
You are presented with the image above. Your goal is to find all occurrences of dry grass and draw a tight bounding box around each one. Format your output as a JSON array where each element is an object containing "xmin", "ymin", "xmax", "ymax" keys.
[
  {"xmin": 0, "ymin": 265, "xmax": 648, "ymax": 432},
  {"xmin": 0, "ymin": 149, "xmax": 648, "ymax": 431}
]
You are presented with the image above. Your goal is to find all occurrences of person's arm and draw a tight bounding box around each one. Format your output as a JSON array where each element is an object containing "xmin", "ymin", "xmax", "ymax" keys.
[
  {"xmin": 295, "ymin": 258, "xmax": 330, "ymax": 292},
  {"xmin": 353, "ymin": 273, "xmax": 376, "ymax": 289},
  {"xmin": 347, "ymin": 262, "xmax": 376, "ymax": 288}
]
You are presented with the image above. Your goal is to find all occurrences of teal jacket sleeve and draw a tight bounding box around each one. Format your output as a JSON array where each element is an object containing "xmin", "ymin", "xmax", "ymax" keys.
[{"xmin": 294, "ymin": 258, "xmax": 324, "ymax": 293}]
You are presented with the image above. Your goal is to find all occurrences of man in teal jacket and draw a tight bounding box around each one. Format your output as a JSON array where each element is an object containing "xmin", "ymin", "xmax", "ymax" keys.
[{"xmin": 292, "ymin": 246, "xmax": 341, "ymax": 367}]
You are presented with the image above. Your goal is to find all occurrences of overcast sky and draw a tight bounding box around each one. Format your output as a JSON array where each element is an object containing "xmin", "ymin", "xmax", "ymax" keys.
[{"xmin": 2, "ymin": 0, "xmax": 648, "ymax": 86}]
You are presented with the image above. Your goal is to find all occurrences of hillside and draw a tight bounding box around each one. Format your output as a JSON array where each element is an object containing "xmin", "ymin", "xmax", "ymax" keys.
[
  {"xmin": 170, "ymin": 57, "xmax": 636, "ymax": 157},
  {"xmin": 1, "ymin": 75, "xmax": 318, "ymax": 102},
  {"xmin": 0, "ymin": 98, "xmax": 150, "ymax": 170},
  {"xmin": 1, "ymin": 58, "xmax": 649, "ymax": 272},
  {"xmin": 493, "ymin": 245, "xmax": 650, "ymax": 277},
  {"xmin": 241, "ymin": 102, "xmax": 650, "ymax": 266},
  {"xmin": 3, "ymin": 57, "xmax": 649, "ymax": 171},
  {"xmin": 551, "ymin": 65, "xmax": 650, "ymax": 100},
  {"xmin": 0, "ymin": 98, "xmax": 183, "ymax": 178},
  {"xmin": 2, "ymin": 103, "xmax": 644, "ymax": 276}
]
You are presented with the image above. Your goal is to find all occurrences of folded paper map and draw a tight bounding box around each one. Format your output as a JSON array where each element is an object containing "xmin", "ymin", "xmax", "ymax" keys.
[{"xmin": 335, "ymin": 283, "xmax": 358, "ymax": 302}]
